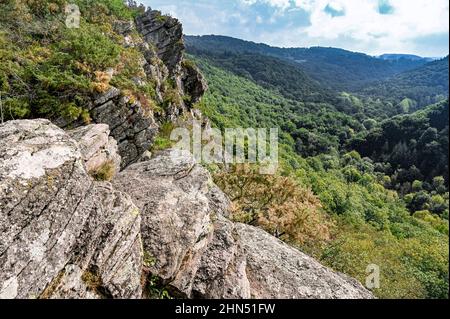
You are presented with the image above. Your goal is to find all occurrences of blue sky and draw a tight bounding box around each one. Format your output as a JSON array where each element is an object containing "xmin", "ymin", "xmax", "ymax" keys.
[{"xmin": 141, "ymin": 0, "xmax": 449, "ymax": 57}]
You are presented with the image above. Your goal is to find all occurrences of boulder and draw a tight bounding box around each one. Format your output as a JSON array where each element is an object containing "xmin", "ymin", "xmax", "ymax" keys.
[
  {"xmin": 68, "ymin": 124, "xmax": 121, "ymax": 178},
  {"xmin": 235, "ymin": 224, "xmax": 374, "ymax": 299},
  {"xmin": 192, "ymin": 215, "xmax": 250, "ymax": 299},
  {"xmin": 115, "ymin": 149, "xmax": 373, "ymax": 299},
  {"xmin": 0, "ymin": 120, "xmax": 143, "ymax": 299},
  {"xmin": 113, "ymin": 150, "xmax": 218, "ymax": 297},
  {"xmin": 192, "ymin": 217, "xmax": 373, "ymax": 299}
]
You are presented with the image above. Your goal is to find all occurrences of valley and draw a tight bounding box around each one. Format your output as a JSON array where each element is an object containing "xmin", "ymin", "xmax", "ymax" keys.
[{"xmin": 0, "ymin": 0, "xmax": 448, "ymax": 300}]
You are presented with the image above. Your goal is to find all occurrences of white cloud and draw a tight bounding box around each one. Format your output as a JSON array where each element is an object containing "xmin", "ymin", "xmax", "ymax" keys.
[
  {"xmin": 242, "ymin": 0, "xmax": 292, "ymax": 9},
  {"xmin": 293, "ymin": 0, "xmax": 316, "ymax": 11},
  {"xmin": 243, "ymin": 0, "xmax": 449, "ymax": 55},
  {"xmin": 299, "ymin": 0, "xmax": 449, "ymax": 54},
  {"xmin": 144, "ymin": 0, "xmax": 449, "ymax": 56},
  {"xmin": 326, "ymin": 1, "xmax": 345, "ymax": 12}
]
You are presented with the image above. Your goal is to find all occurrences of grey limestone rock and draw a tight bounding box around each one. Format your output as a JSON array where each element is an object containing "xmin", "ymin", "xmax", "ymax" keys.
[
  {"xmin": 68, "ymin": 124, "xmax": 121, "ymax": 177},
  {"xmin": 114, "ymin": 149, "xmax": 374, "ymax": 299},
  {"xmin": 113, "ymin": 150, "xmax": 216, "ymax": 297},
  {"xmin": 0, "ymin": 120, "xmax": 143, "ymax": 299},
  {"xmin": 90, "ymin": 89, "xmax": 159, "ymax": 169}
]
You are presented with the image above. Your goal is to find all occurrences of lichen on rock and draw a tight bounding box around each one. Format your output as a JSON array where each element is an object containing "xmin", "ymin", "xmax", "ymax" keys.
[{"xmin": 0, "ymin": 120, "xmax": 143, "ymax": 299}]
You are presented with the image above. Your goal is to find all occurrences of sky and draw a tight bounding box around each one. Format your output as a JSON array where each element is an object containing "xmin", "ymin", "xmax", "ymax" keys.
[{"xmin": 141, "ymin": 0, "xmax": 449, "ymax": 57}]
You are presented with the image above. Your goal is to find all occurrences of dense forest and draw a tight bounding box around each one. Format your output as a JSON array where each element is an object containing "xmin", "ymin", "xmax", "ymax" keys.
[
  {"xmin": 188, "ymin": 42, "xmax": 449, "ymax": 298},
  {"xmin": 349, "ymin": 101, "xmax": 449, "ymax": 219},
  {"xmin": 186, "ymin": 35, "xmax": 449, "ymax": 120},
  {"xmin": 189, "ymin": 56, "xmax": 363, "ymax": 157},
  {"xmin": 186, "ymin": 50, "xmax": 335, "ymax": 103},
  {"xmin": 186, "ymin": 35, "xmax": 431, "ymax": 91},
  {"xmin": 360, "ymin": 57, "xmax": 449, "ymax": 109}
]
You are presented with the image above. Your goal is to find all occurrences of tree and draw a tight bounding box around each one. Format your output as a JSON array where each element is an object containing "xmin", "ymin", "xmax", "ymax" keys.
[
  {"xmin": 412, "ymin": 180, "xmax": 423, "ymax": 192},
  {"xmin": 214, "ymin": 164, "xmax": 332, "ymax": 246},
  {"xmin": 433, "ymin": 176, "xmax": 446, "ymax": 194}
]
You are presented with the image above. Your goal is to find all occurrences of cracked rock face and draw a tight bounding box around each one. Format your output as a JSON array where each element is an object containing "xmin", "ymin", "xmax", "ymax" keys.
[
  {"xmin": 192, "ymin": 216, "xmax": 374, "ymax": 299},
  {"xmin": 192, "ymin": 215, "xmax": 250, "ymax": 299},
  {"xmin": 113, "ymin": 150, "xmax": 219, "ymax": 297},
  {"xmin": 90, "ymin": 88, "xmax": 159, "ymax": 169},
  {"xmin": 136, "ymin": 10, "xmax": 185, "ymax": 76},
  {"xmin": 114, "ymin": 149, "xmax": 373, "ymax": 299},
  {"xmin": 1, "ymin": 121, "xmax": 373, "ymax": 300},
  {"xmin": 136, "ymin": 9, "xmax": 208, "ymax": 108},
  {"xmin": 235, "ymin": 224, "xmax": 374, "ymax": 299},
  {"xmin": 180, "ymin": 62, "xmax": 208, "ymax": 107},
  {"xmin": 0, "ymin": 120, "xmax": 143, "ymax": 299}
]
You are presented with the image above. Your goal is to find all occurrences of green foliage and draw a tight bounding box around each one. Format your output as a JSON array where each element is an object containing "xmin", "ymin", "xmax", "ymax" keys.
[
  {"xmin": 192, "ymin": 56, "xmax": 364, "ymax": 157},
  {"xmin": 145, "ymin": 275, "xmax": 173, "ymax": 299},
  {"xmin": 151, "ymin": 136, "xmax": 173, "ymax": 151},
  {"xmin": 187, "ymin": 35, "xmax": 448, "ymax": 121},
  {"xmin": 348, "ymin": 100, "xmax": 449, "ymax": 218},
  {"xmin": 0, "ymin": 0, "xmax": 161, "ymax": 122},
  {"xmin": 186, "ymin": 35, "xmax": 430, "ymax": 92},
  {"xmin": 143, "ymin": 251, "xmax": 156, "ymax": 268},
  {"xmin": 189, "ymin": 50, "xmax": 335, "ymax": 104},
  {"xmin": 58, "ymin": 24, "xmax": 121, "ymax": 70},
  {"xmin": 289, "ymin": 133, "xmax": 448, "ymax": 299},
  {"xmin": 151, "ymin": 122, "xmax": 175, "ymax": 151},
  {"xmin": 322, "ymin": 224, "xmax": 448, "ymax": 299},
  {"xmin": 192, "ymin": 49, "xmax": 449, "ymax": 299},
  {"xmin": 360, "ymin": 57, "xmax": 449, "ymax": 109},
  {"xmin": 74, "ymin": 0, "xmax": 141, "ymax": 20}
]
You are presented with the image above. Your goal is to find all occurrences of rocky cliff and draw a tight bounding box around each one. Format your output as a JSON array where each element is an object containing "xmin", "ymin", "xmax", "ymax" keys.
[
  {"xmin": 58, "ymin": 8, "xmax": 207, "ymax": 168},
  {"xmin": 0, "ymin": 7, "xmax": 373, "ymax": 300},
  {"xmin": 0, "ymin": 119, "xmax": 372, "ymax": 299}
]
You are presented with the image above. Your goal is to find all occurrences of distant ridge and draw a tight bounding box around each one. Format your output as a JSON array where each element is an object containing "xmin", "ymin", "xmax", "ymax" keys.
[{"xmin": 185, "ymin": 35, "xmax": 429, "ymax": 91}]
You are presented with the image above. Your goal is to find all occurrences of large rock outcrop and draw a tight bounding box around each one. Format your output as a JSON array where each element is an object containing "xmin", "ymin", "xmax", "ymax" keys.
[
  {"xmin": 0, "ymin": 120, "xmax": 142, "ymax": 299},
  {"xmin": 113, "ymin": 149, "xmax": 374, "ymax": 299},
  {"xmin": 1, "ymin": 120, "xmax": 373, "ymax": 299},
  {"xmin": 113, "ymin": 150, "xmax": 218, "ymax": 297},
  {"xmin": 193, "ymin": 214, "xmax": 374, "ymax": 299},
  {"xmin": 135, "ymin": 9, "xmax": 207, "ymax": 108},
  {"xmin": 136, "ymin": 10, "xmax": 184, "ymax": 76}
]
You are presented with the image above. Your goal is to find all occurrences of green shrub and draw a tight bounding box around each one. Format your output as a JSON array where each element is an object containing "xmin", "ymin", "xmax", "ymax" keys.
[{"xmin": 0, "ymin": 0, "xmax": 156, "ymax": 122}]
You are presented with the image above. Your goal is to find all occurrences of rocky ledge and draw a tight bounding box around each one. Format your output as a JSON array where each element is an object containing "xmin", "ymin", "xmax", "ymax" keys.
[
  {"xmin": 60, "ymin": 9, "xmax": 207, "ymax": 169},
  {"xmin": 0, "ymin": 120, "xmax": 142, "ymax": 299},
  {"xmin": 0, "ymin": 119, "xmax": 373, "ymax": 299}
]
